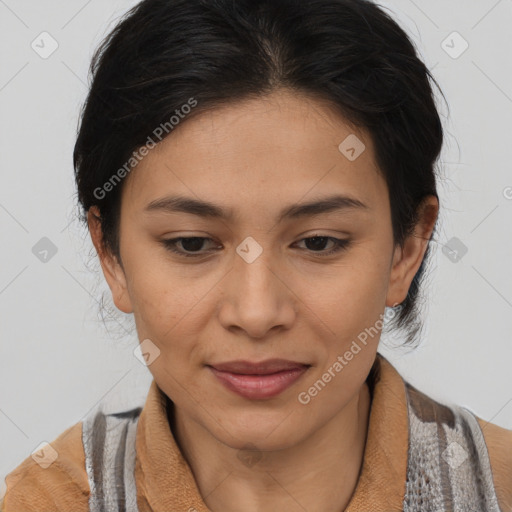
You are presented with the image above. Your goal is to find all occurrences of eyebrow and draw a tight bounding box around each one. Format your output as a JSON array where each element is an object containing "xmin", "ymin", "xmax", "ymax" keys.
[{"xmin": 144, "ymin": 194, "xmax": 369, "ymax": 222}]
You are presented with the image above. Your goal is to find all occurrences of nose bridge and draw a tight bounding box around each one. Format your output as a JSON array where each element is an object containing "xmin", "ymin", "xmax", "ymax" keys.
[
  {"xmin": 234, "ymin": 236, "xmax": 281, "ymax": 305},
  {"xmin": 218, "ymin": 236, "xmax": 296, "ymax": 337}
]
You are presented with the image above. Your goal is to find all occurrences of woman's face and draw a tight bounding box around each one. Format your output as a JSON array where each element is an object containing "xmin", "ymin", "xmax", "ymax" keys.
[{"xmin": 92, "ymin": 88, "xmax": 433, "ymax": 451}]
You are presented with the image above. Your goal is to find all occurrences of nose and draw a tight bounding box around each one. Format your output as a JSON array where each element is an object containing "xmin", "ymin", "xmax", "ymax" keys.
[{"xmin": 216, "ymin": 247, "xmax": 297, "ymax": 340}]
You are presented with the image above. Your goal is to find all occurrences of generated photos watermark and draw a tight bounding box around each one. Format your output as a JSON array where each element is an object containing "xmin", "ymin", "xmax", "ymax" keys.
[
  {"xmin": 93, "ymin": 97, "xmax": 198, "ymax": 200},
  {"xmin": 297, "ymin": 303, "xmax": 402, "ymax": 405}
]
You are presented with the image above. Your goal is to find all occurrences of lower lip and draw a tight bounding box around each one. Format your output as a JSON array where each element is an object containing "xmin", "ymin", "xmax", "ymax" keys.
[{"xmin": 208, "ymin": 366, "xmax": 309, "ymax": 400}]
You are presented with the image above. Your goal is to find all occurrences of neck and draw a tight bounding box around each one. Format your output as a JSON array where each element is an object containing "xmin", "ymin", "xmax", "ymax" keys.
[{"xmin": 171, "ymin": 381, "xmax": 372, "ymax": 512}]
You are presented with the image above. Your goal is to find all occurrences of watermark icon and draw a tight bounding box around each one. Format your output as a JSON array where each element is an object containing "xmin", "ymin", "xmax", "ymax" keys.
[
  {"xmin": 134, "ymin": 338, "xmax": 161, "ymax": 366},
  {"xmin": 236, "ymin": 236, "xmax": 263, "ymax": 264},
  {"xmin": 442, "ymin": 236, "xmax": 468, "ymax": 263},
  {"xmin": 237, "ymin": 443, "xmax": 263, "ymax": 467},
  {"xmin": 441, "ymin": 31, "xmax": 469, "ymax": 60},
  {"xmin": 31, "ymin": 441, "xmax": 58, "ymax": 469},
  {"xmin": 32, "ymin": 237, "xmax": 58, "ymax": 263},
  {"xmin": 503, "ymin": 186, "xmax": 512, "ymax": 200},
  {"xmin": 338, "ymin": 134, "xmax": 366, "ymax": 161},
  {"xmin": 298, "ymin": 304, "xmax": 402, "ymax": 405},
  {"xmin": 31, "ymin": 32, "xmax": 59, "ymax": 59},
  {"xmin": 93, "ymin": 97, "xmax": 198, "ymax": 200},
  {"xmin": 442, "ymin": 441, "xmax": 468, "ymax": 469}
]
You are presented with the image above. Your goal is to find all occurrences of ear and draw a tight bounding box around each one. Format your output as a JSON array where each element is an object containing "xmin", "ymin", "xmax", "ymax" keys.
[
  {"xmin": 386, "ymin": 195, "xmax": 439, "ymax": 307},
  {"xmin": 87, "ymin": 206, "xmax": 133, "ymax": 314}
]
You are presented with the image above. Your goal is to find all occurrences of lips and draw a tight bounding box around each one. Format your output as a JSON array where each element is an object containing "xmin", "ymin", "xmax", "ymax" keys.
[
  {"xmin": 210, "ymin": 359, "xmax": 308, "ymax": 375},
  {"xmin": 208, "ymin": 359, "xmax": 310, "ymax": 399}
]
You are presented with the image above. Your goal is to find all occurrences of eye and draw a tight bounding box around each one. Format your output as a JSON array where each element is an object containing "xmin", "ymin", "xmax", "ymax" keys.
[
  {"xmin": 294, "ymin": 236, "xmax": 351, "ymax": 256},
  {"xmin": 161, "ymin": 235, "xmax": 351, "ymax": 258},
  {"xmin": 161, "ymin": 237, "xmax": 219, "ymax": 258}
]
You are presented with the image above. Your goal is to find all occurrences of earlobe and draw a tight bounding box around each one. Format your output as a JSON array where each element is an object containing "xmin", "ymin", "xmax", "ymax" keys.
[
  {"xmin": 385, "ymin": 196, "xmax": 439, "ymax": 308},
  {"xmin": 87, "ymin": 206, "xmax": 133, "ymax": 314}
]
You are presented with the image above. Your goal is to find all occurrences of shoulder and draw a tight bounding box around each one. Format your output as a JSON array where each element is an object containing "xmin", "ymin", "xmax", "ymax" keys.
[
  {"xmin": 400, "ymin": 378, "xmax": 512, "ymax": 511},
  {"xmin": 476, "ymin": 416, "xmax": 512, "ymax": 512},
  {"xmin": 2, "ymin": 421, "xmax": 89, "ymax": 512}
]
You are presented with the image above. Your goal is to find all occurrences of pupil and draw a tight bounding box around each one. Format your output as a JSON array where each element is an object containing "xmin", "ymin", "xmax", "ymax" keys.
[
  {"xmin": 306, "ymin": 236, "xmax": 328, "ymax": 251},
  {"xmin": 181, "ymin": 237, "xmax": 204, "ymax": 252}
]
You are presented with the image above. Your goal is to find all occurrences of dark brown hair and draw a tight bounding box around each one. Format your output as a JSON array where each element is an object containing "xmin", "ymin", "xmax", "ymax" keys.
[{"xmin": 74, "ymin": 0, "xmax": 445, "ymax": 345}]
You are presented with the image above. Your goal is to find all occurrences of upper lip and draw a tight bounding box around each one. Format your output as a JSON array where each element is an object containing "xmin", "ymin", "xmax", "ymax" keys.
[{"xmin": 208, "ymin": 359, "xmax": 310, "ymax": 375}]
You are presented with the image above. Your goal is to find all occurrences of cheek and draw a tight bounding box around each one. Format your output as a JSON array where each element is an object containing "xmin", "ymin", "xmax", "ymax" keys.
[
  {"xmin": 317, "ymin": 249, "xmax": 391, "ymax": 349},
  {"xmin": 122, "ymin": 259, "xmax": 186, "ymax": 344},
  {"xmin": 119, "ymin": 238, "xmax": 184, "ymax": 320},
  {"xmin": 122, "ymin": 253, "xmax": 214, "ymax": 369},
  {"xmin": 129, "ymin": 281, "xmax": 203, "ymax": 345}
]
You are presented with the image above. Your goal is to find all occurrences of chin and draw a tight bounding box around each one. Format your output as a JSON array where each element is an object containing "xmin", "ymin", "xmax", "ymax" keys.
[
  {"xmin": 211, "ymin": 411, "xmax": 309, "ymax": 452},
  {"xmin": 229, "ymin": 431, "xmax": 304, "ymax": 453}
]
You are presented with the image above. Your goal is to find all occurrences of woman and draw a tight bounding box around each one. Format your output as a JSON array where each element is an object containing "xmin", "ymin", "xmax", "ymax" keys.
[{"xmin": 2, "ymin": 0, "xmax": 511, "ymax": 510}]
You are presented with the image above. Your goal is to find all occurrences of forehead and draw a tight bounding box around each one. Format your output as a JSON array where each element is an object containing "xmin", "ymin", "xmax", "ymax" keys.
[{"xmin": 122, "ymin": 89, "xmax": 388, "ymax": 216}]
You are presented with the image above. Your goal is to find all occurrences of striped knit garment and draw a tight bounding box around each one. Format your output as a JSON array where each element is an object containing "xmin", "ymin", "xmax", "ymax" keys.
[{"xmin": 82, "ymin": 383, "xmax": 502, "ymax": 512}]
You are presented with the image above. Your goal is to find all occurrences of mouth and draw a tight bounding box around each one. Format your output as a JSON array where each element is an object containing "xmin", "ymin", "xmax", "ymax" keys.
[{"xmin": 207, "ymin": 359, "xmax": 311, "ymax": 400}]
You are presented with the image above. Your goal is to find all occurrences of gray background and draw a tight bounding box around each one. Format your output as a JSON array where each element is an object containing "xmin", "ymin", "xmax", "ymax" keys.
[{"xmin": 1, "ymin": 0, "xmax": 511, "ymax": 495}]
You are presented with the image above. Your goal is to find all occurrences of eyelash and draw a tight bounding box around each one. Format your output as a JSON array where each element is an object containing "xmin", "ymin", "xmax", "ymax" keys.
[{"xmin": 160, "ymin": 236, "xmax": 351, "ymax": 258}]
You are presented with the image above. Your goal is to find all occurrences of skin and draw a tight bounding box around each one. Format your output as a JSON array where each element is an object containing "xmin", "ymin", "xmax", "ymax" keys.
[{"xmin": 89, "ymin": 88, "xmax": 438, "ymax": 512}]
